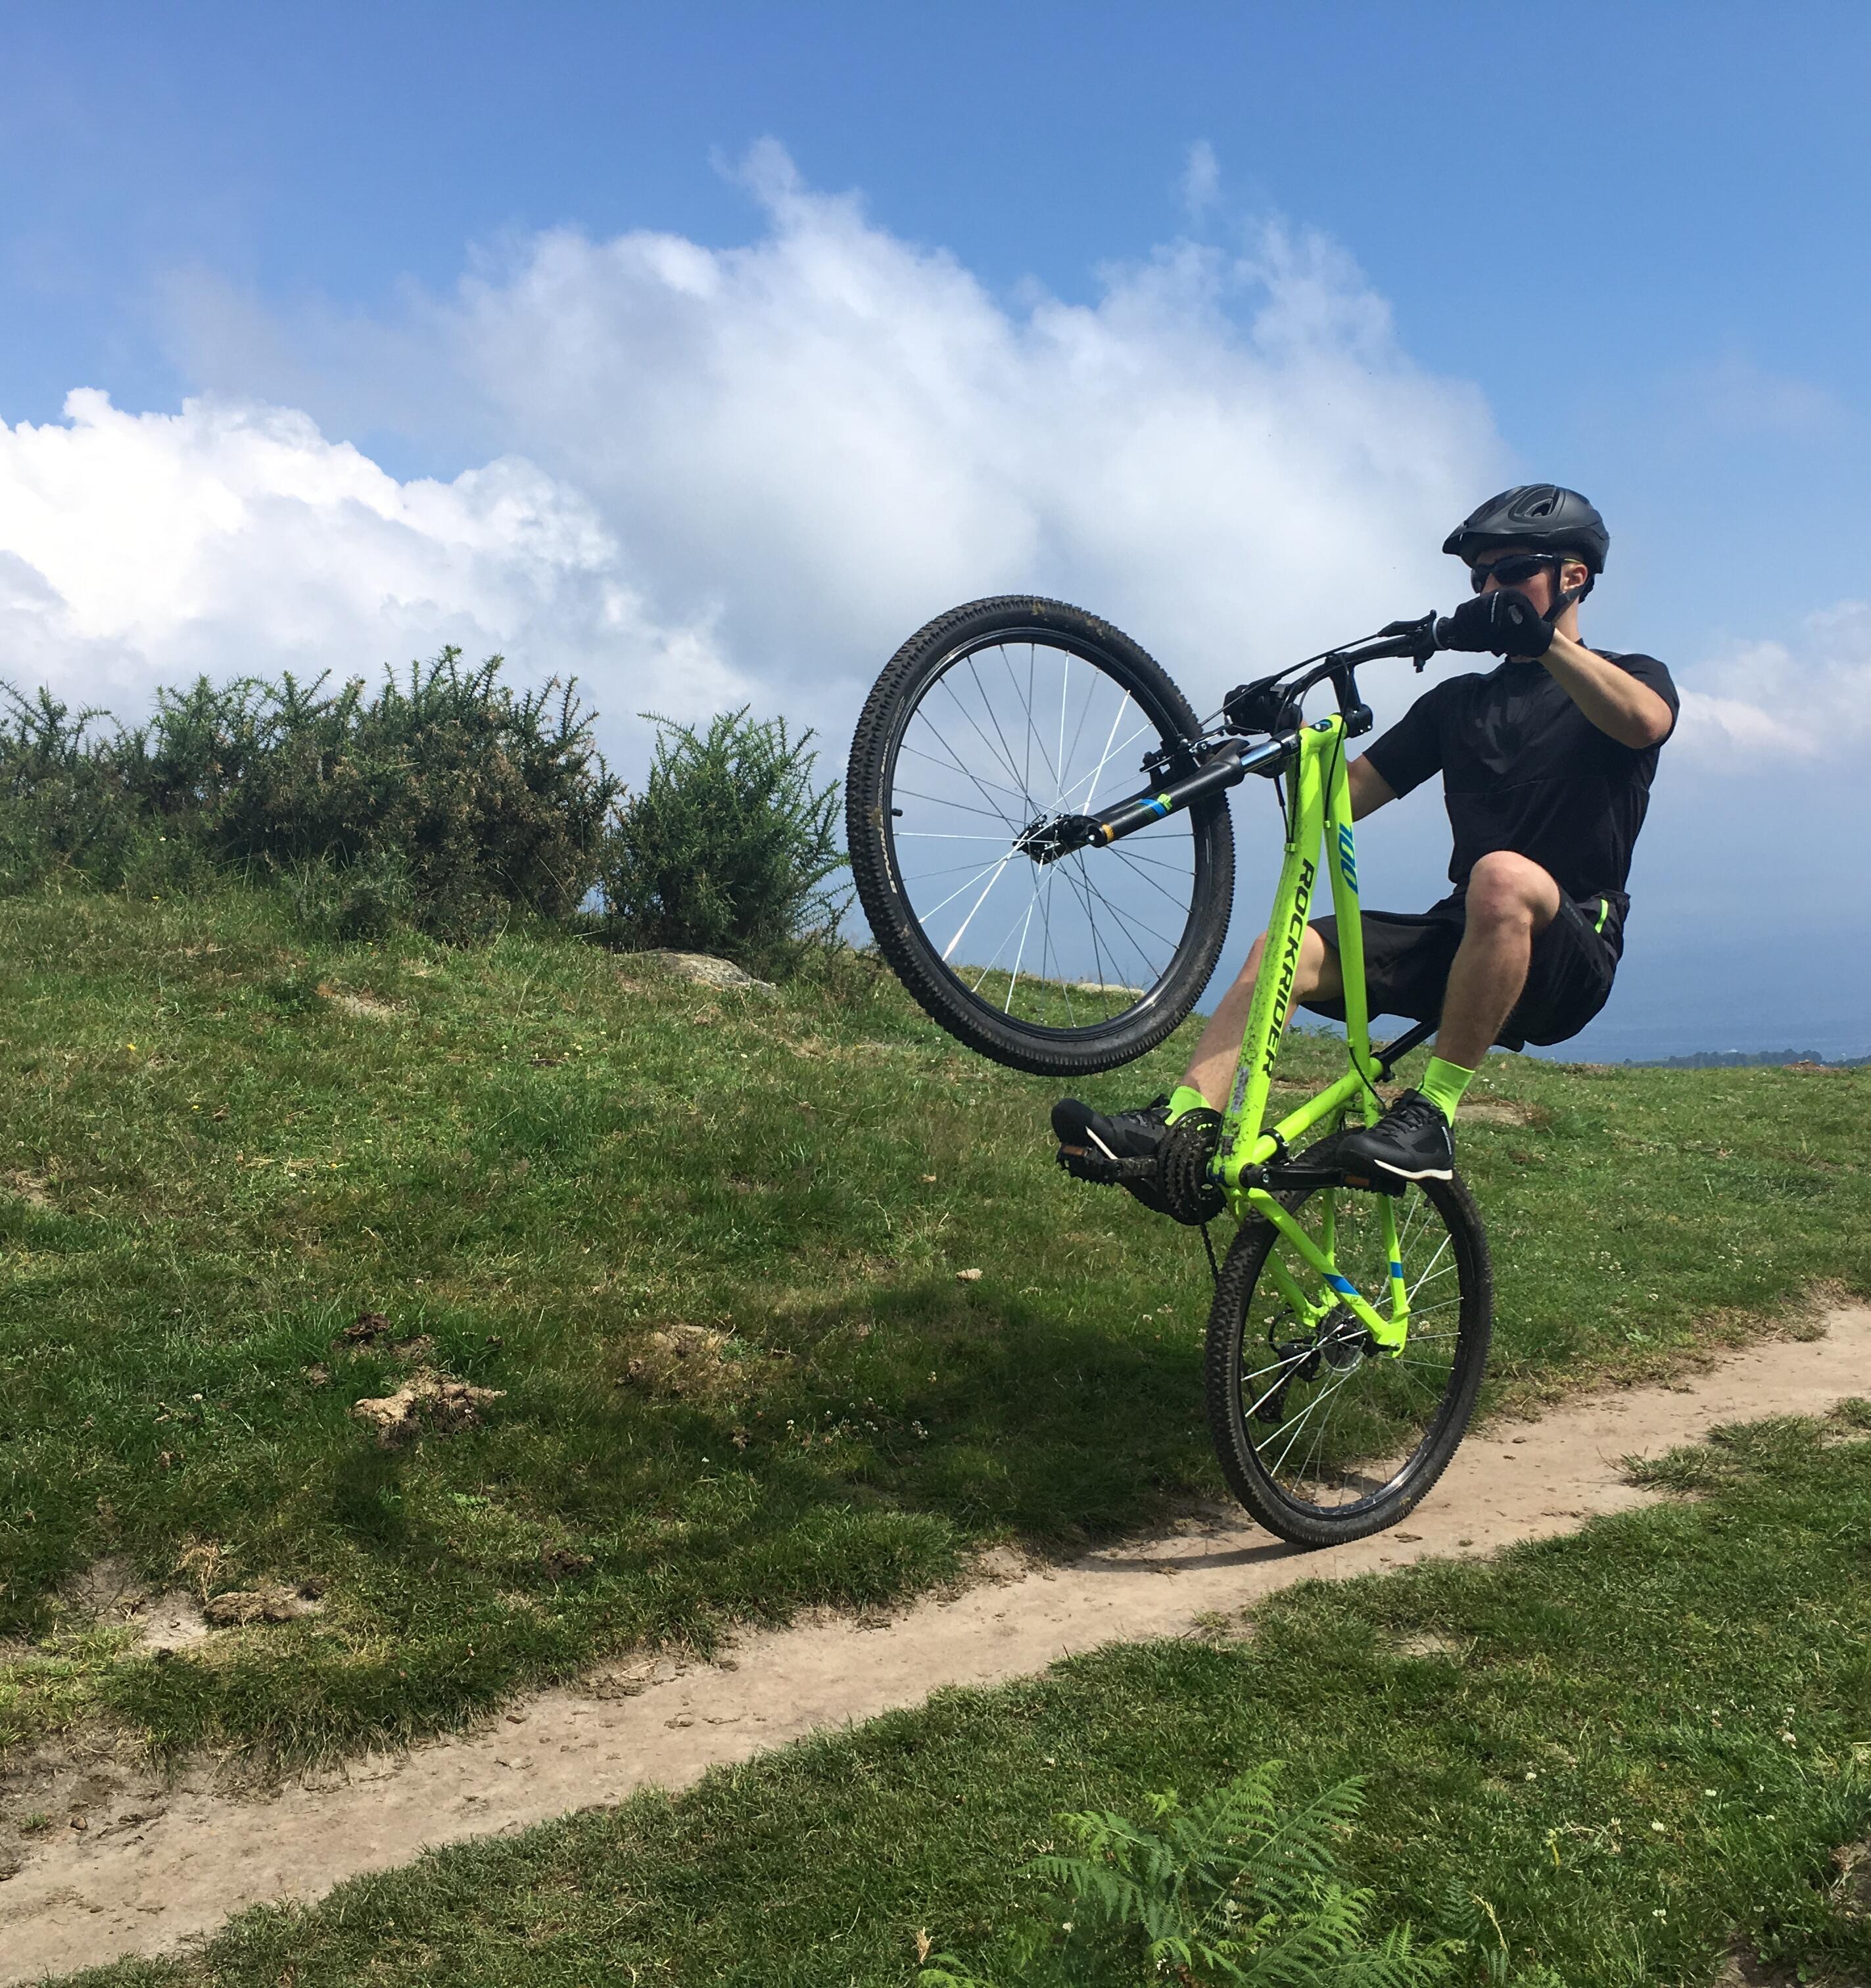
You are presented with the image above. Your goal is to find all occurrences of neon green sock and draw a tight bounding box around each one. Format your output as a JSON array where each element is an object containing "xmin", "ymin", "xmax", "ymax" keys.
[
  {"xmin": 1167, "ymin": 1084, "xmax": 1210, "ymax": 1122},
  {"xmin": 1418, "ymin": 1056, "xmax": 1476, "ymax": 1125}
]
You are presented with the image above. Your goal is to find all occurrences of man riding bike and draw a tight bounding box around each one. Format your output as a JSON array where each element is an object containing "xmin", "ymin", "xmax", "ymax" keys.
[{"xmin": 1054, "ymin": 484, "xmax": 1678, "ymax": 1196}]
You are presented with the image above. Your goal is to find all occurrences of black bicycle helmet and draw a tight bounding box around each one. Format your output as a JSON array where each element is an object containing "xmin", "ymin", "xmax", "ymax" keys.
[{"xmin": 1442, "ymin": 485, "xmax": 1609, "ymax": 574}]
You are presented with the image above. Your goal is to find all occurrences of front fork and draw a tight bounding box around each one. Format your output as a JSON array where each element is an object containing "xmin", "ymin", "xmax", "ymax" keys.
[{"xmin": 1248, "ymin": 1187, "xmax": 1409, "ymax": 1355}]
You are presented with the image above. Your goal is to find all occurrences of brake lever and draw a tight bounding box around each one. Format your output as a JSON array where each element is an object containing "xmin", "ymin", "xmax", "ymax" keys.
[{"xmin": 1371, "ymin": 611, "xmax": 1442, "ymax": 671}]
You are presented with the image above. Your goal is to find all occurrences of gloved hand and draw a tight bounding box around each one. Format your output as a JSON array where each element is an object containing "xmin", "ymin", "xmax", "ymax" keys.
[{"xmin": 1438, "ymin": 588, "xmax": 1554, "ymax": 659}]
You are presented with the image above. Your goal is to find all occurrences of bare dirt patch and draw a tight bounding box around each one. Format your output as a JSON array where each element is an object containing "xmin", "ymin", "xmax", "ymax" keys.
[
  {"xmin": 6, "ymin": 1309, "xmax": 1870, "ymax": 1984},
  {"xmin": 317, "ymin": 985, "xmax": 404, "ymax": 1021},
  {"xmin": 617, "ymin": 951, "xmax": 776, "ymax": 994},
  {"xmin": 350, "ymin": 1370, "xmax": 506, "ymax": 1446},
  {"xmin": 1461, "ymin": 1097, "xmax": 1550, "ymax": 1128},
  {"xmin": 51, "ymin": 1556, "xmax": 210, "ymax": 1651},
  {"xmin": 1262, "ymin": 1083, "xmax": 1545, "ymax": 1130},
  {"xmin": 0, "ymin": 1170, "xmax": 53, "ymax": 1210}
]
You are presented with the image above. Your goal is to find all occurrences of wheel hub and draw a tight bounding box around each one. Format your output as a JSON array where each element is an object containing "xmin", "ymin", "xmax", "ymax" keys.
[
  {"xmin": 1318, "ymin": 1307, "xmax": 1373, "ymax": 1370},
  {"xmin": 1012, "ymin": 811, "xmax": 1098, "ymax": 866}
]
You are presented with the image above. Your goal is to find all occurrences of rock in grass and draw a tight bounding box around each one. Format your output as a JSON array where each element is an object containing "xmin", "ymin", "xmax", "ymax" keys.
[{"xmin": 630, "ymin": 951, "xmax": 776, "ymax": 993}]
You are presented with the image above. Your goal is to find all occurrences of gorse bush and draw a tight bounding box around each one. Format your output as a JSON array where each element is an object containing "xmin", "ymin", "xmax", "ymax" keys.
[
  {"xmin": 600, "ymin": 706, "xmax": 848, "ymax": 975},
  {"xmin": 0, "ymin": 652, "xmax": 621, "ymax": 940},
  {"xmin": 0, "ymin": 685, "xmax": 143, "ymax": 889},
  {"xmin": 922, "ymin": 1766, "xmax": 1456, "ymax": 1988}
]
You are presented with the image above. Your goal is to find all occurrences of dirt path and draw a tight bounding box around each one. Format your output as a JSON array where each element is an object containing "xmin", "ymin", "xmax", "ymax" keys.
[{"xmin": 8, "ymin": 1309, "xmax": 1870, "ymax": 1983}]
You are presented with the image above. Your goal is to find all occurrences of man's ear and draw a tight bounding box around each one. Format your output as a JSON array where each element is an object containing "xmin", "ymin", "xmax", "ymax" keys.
[{"xmin": 1561, "ymin": 559, "xmax": 1590, "ymax": 594}]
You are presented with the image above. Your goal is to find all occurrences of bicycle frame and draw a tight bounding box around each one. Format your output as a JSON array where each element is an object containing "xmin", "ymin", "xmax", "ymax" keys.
[{"xmin": 1214, "ymin": 717, "xmax": 1411, "ymax": 1354}]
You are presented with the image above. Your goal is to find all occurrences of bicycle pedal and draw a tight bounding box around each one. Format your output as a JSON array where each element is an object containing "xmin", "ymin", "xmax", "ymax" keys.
[
  {"xmin": 1055, "ymin": 1143, "xmax": 1155, "ymax": 1188},
  {"xmin": 1264, "ymin": 1138, "xmax": 1406, "ymax": 1198}
]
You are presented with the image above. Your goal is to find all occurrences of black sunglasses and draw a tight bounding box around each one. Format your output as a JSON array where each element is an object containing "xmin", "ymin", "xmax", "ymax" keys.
[{"xmin": 1469, "ymin": 550, "xmax": 1563, "ymax": 594}]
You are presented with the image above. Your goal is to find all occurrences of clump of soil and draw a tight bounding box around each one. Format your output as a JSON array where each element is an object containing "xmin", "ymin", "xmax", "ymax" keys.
[
  {"xmin": 339, "ymin": 1309, "xmax": 396, "ymax": 1345},
  {"xmin": 350, "ymin": 1370, "xmax": 505, "ymax": 1446},
  {"xmin": 201, "ymin": 1581, "xmax": 325, "ymax": 1628},
  {"xmin": 335, "ymin": 1311, "xmax": 435, "ymax": 1363},
  {"xmin": 1832, "ymin": 1837, "xmax": 1871, "ymax": 1920},
  {"xmin": 620, "ymin": 1323, "xmax": 760, "ymax": 1402}
]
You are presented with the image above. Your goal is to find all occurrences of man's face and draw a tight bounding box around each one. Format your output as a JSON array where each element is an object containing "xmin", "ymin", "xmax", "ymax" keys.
[{"xmin": 1471, "ymin": 550, "xmax": 1588, "ymax": 617}]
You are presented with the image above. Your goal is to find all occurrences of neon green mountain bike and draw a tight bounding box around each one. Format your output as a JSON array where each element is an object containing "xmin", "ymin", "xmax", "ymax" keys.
[{"xmin": 847, "ymin": 596, "xmax": 1492, "ymax": 1548}]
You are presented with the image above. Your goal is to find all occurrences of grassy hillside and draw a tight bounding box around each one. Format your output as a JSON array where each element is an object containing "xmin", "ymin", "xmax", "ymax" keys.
[{"xmin": 2, "ymin": 882, "xmax": 1868, "ymax": 1772}]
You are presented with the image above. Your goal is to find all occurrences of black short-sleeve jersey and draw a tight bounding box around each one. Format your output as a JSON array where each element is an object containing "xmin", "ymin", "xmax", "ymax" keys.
[{"xmin": 1362, "ymin": 651, "xmax": 1678, "ymax": 913}]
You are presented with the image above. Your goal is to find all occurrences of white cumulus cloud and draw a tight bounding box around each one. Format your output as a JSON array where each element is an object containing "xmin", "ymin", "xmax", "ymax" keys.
[
  {"xmin": 148, "ymin": 143, "xmax": 1505, "ymax": 759},
  {"xmin": 0, "ymin": 388, "xmax": 745, "ymax": 734},
  {"xmin": 1672, "ymin": 599, "xmax": 1871, "ymax": 763}
]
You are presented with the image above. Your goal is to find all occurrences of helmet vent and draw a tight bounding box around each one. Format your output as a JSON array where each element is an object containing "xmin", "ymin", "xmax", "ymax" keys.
[{"xmin": 1509, "ymin": 486, "xmax": 1563, "ymax": 523}]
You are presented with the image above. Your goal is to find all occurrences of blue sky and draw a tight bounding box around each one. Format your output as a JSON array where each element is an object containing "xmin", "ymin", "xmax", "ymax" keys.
[{"xmin": 4, "ymin": 3, "xmax": 1868, "ymax": 1055}]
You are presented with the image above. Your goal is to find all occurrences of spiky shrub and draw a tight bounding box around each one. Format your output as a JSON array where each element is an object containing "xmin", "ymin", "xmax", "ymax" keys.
[
  {"xmin": 0, "ymin": 685, "xmax": 141, "ymax": 891},
  {"xmin": 0, "ymin": 653, "xmax": 619, "ymax": 939},
  {"xmin": 921, "ymin": 1764, "xmax": 1454, "ymax": 1988},
  {"xmin": 600, "ymin": 707, "xmax": 848, "ymax": 976}
]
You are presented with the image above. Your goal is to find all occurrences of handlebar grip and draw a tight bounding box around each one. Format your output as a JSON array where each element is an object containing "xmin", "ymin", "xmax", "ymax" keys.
[{"xmin": 1433, "ymin": 616, "xmax": 1458, "ymax": 649}]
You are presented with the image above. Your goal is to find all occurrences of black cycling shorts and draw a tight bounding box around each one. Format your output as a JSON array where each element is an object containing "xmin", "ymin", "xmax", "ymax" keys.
[{"xmin": 1304, "ymin": 892, "xmax": 1622, "ymax": 1051}]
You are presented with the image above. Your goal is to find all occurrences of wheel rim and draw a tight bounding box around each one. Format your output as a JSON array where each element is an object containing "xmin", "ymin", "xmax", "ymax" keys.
[
  {"xmin": 1233, "ymin": 1183, "xmax": 1471, "ymax": 1521},
  {"xmin": 882, "ymin": 631, "xmax": 1210, "ymax": 1039}
]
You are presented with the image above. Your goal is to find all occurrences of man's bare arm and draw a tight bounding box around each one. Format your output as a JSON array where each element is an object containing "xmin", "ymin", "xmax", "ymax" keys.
[
  {"xmin": 1541, "ymin": 632, "xmax": 1674, "ymax": 748},
  {"xmin": 1348, "ymin": 755, "xmax": 1397, "ymax": 820}
]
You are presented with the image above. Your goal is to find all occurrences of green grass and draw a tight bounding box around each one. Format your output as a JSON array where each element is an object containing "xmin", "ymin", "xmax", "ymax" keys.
[
  {"xmin": 55, "ymin": 1409, "xmax": 1871, "ymax": 1987},
  {"xmin": 2, "ymin": 880, "xmax": 1869, "ymax": 1773}
]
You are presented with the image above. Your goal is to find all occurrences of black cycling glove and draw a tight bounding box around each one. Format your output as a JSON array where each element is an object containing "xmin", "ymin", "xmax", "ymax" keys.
[{"xmin": 1440, "ymin": 588, "xmax": 1553, "ymax": 659}]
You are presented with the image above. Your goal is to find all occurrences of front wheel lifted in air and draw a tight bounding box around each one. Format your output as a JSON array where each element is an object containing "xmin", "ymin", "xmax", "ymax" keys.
[{"xmin": 845, "ymin": 597, "xmax": 1235, "ymax": 1077}]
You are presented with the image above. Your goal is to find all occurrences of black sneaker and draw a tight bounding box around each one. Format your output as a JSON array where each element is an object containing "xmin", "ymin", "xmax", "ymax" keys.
[
  {"xmin": 1052, "ymin": 1094, "xmax": 1175, "ymax": 1214},
  {"xmin": 1333, "ymin": 1091, "xmax": 1456, "ymax": 1183}
]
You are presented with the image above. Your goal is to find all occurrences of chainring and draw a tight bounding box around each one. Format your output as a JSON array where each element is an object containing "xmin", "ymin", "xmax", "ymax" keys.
[{"xmin": 1158, "ymin": 1108, "xmax": 1225, "ymax": 1226}]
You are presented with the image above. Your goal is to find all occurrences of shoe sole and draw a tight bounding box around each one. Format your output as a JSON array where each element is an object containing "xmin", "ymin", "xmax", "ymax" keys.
[{"xmin": 1335, "ymin": 1150, "xmax": 1454, "ymax": 1185}]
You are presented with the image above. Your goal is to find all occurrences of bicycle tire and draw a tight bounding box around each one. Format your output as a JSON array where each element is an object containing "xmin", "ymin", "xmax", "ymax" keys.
[
  {"xmin": 846, "ymin": 596, "xmax": 1235, "ymax": 1077},
  {"xmin": 1204, "ymin": 1167, "xmax": 1492, "ymax": 1547}
]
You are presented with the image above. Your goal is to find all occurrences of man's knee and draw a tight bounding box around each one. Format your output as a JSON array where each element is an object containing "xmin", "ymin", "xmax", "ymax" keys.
[{"xmin": 1466, "ymin": 851, "xmax": 1560, "ymax": 930}]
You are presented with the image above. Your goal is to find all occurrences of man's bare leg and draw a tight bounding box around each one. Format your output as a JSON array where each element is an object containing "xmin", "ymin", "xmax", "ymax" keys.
[
  {"xmin": 1430, "ymin": 851, "xmax": 1561, "ymax": 1070},
  {"xmin": 1333, "ymin": 851, "xmax": 1566, "ymax": 1177},
  {"xmin": 1180, "ymin": 926, "xmax": 1343, "ymax": 1108}
]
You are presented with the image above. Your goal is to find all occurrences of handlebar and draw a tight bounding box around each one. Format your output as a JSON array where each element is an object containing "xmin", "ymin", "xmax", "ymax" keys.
[
  {"xmin": 1043, "ymin": 609, "xmax": 1451, "ymax": 865},
  {"xmin": 1331, "ymin": 611, "xmax": 1442, "ymax": 667},
  {"xmin": 1223, "ymin": 609, "xmax": 1442, "ymax": 739}
]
